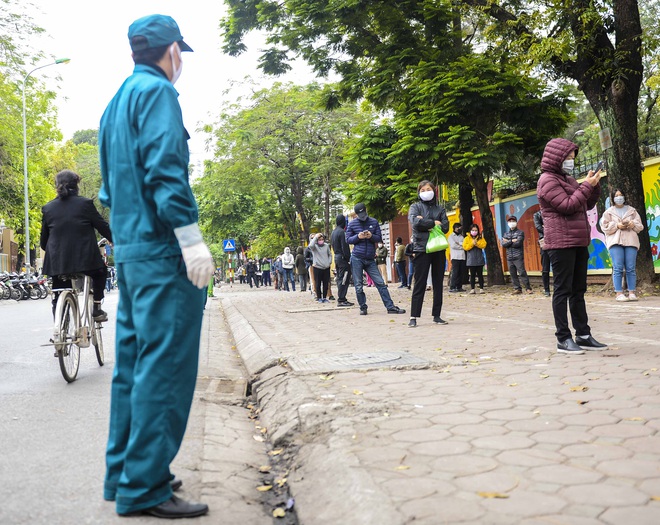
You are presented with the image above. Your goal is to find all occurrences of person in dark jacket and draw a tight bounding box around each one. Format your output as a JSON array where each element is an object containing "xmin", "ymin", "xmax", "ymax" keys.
[
  {"xmin": 537, "ymin": 137, "xmax": 607, "ymax": 354},
  {"xmin": 500, "ymin": 215, "xmax": 532, "ymax": 294},
  {"xmin": 407, "ymin": 180, "xmax": 450, "ymax": 328},
  {"xmin": 246, "ymin": 259, "xmax": 259, "ymax": 288},
  {"xmin": 330, "ymin": 214, "xmax": 353, "ymax": 306},
  {"xmin": 346, "ymin": 203, "xmax": 405, "ymax": 316},
  {"xmin": 40, "ymin": 170, "xmax": 113, "ymax": 320},
  {"xmin": 294, "ymin": 247, "xmax": 307, "ymax": 292},
  {"xmin": 533, "ymin": 210, "xmax": 551, "ymax": 296}
]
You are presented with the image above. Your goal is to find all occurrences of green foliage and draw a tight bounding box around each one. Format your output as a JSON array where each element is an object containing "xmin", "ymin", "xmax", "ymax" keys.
[
  {"xmin": 194, "ymin": 82, "xmax": 371, "ymax": 255},
  {"xmin": 72, "ymin": 129, "xmax": 98, "ymax": 146}
]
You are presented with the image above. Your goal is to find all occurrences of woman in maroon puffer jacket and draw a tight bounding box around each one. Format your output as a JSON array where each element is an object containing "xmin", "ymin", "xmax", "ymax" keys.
[{"xmin": 536, "ymin": 138, "xmax": 607, "ymax": 355}]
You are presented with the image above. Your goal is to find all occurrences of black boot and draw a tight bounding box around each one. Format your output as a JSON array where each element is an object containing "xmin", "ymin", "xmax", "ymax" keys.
[{"xmin": 92, "ymin": 301, "xmax": 108, "ymax": 322}]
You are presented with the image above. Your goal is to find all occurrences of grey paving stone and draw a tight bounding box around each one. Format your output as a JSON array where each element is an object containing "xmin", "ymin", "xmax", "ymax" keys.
[
  {"xmin": 505, "ymin": 418, "xmax": 565, "ymax": 433},
  {"xmin": 591, "ymin": 422, "xmax": 654, "ymax": 438},
  {"xmin": 409, "ymin": 440, "xmax": 473, "ymax": 456},
  {"xmin": 391, "ymin": 426, "xmax": 452, "ymax": 443},
  {"xmin": 600, "ymin": 506, "xmax": 660, "ymax": 525},
  {"xmin": 561, "ymin": 483, "xmax": 649, "ymax": 507},
  {"xmin": 431, "ymin": 454, "xmax": 500, "ymax": 477},
  {"xmin": 478, "ymin": 490, "xmax": 567, "ymax": 517},
  {"xmin": 471, "ymin": 434, "xmax": 536, "ymax": 451},
  {"xmin": 527, "ymin": 464, "xmax": 603, "ymax": 484},
  {"xmin": 595, "ymin": 459, "xmax": 660, "ymax": 479},
  {"xmin": 399, "ymin": 495, "xmax": 486, "ymax": 523},
  {"xmin": 531, "ymin": 429, "xmax": 595, "ymax": 445},
  {"xmin": 497, "ymin": 449, "xmax": 566, "ymax": 468},
  {"xmin": 381, "ymin": 476, "xmax": 455, "ymax": 499},
  {"xmin": 560, "ymin": 443, "xmax": 632, "ymax": 461},
  {"xmin": 450, "ymin": 423, "xmax": 509, "ymax": 438}
]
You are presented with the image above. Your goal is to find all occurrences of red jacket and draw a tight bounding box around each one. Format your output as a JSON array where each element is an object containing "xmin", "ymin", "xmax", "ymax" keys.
[{"xmin": 536, "ymin": 138, "xmax": 601, "ymax": 250}]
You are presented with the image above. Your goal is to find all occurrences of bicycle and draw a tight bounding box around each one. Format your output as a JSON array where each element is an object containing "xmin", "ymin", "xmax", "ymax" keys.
[{"xmin": 49, "ymin": 274, "xmax": 105, "ymax": 382}]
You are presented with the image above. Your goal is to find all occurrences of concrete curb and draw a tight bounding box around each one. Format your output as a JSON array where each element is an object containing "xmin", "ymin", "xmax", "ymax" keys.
[{"xmin": 220, "ymin": 296, "xmax": 280, "ymax": 377}]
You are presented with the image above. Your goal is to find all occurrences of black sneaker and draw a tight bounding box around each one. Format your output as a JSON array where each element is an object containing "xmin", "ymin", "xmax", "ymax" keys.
[
  {"xmin": 387, "ymin": 306, "xmax": 406, "ymax": 314},
  {"xmin": 448, "ymin": 288, "xmax": 458, "ymax": 293},
  {"xmin": 337, "ymin": 301, "xmax": 354, "ymax": 307},
  {"xmin": 433, "ymin": 316, "xmax": 448, "ymax": 325},
  {"xmin": 575, "ymin": 335, "xmax": 608, "ymax": 350},
  {"xmin": 544, "ymin": 290, "xmax": 551, "ymax": 297},
  {"xmin": 328, "ymin": 296, "xmax": 336, "ymax": 301},
  {"xmin": 557, "ymin": 338, "xmax": 585, "ymax": 354},
  {"xmin": 93, "ymin": 308, "xmax": 108, "ymax": 323},
  {"xmin": 408, "ymin": 319, "xmax": 417, "ymax": 328},
  {"xmin": 360, "ymin": 308, "xmax": 368, "ymax": 316},
  {"xmin": 512, "ymin": 289, "xmax": 522, "ymax": 295}
]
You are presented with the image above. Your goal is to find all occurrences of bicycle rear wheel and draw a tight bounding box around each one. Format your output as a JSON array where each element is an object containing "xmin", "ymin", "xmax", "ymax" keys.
[
  {"xmin": 93, "ymin": 321, "xmax": 104, "ymax": 366},
  {"xmin": 56, "ymin": 294, "xmax": 80, "ymax": 382}
]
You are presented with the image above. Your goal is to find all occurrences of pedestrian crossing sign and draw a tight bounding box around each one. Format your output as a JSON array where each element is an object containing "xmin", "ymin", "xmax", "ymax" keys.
[{"xmin": 223, "ymin": 239, "xmax": 236, "ymax": 252}]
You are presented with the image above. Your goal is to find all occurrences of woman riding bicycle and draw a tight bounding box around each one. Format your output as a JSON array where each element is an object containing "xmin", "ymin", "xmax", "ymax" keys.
[{"xmin": 40, "ymin": 170, "xmax": 113, "ymax": 321}]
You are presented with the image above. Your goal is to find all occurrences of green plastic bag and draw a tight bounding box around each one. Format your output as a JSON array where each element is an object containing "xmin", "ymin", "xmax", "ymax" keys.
[{"xmin": 426, "ymin": 225, "xmax": 449, "ymax": 253}]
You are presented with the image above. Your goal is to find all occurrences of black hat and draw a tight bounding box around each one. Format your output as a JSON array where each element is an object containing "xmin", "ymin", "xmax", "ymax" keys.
[
  {"xmin": 508, "ymin": 215, "xmax": 517, "ymax": 222},
  {"xmin": 354, "ymin": 203, "xmax": 368, "ymax": 221}
]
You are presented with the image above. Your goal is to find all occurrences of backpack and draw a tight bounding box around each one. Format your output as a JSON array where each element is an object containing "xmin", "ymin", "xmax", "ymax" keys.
[{"xmin": 404, "ymin": 243, "xmax": 414, "ymax": 257}]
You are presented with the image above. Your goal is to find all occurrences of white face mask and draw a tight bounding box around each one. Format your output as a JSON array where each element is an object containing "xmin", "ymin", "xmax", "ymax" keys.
[
  {"xmin": 170, "ymin": 43, "xmax": 183, "ymax": 85},
  {"xmin": 419, "ymin": 190, "xmax": 435, "ymax": 201},
  {"xmin": 614, "ymin": 196, "xmax": 625, "ymax": 206},
  {"xmin": 508, "ymin": 222, "xmax": 517, "ymax": 229},
  {"xmin": 562, "ymin": 159, "xmax": 575, "ymax": 173}
]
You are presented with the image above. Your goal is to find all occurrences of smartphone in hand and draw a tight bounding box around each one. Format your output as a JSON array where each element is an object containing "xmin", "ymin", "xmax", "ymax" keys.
[{"xmin": 594, "ymin": 160, "xmax": 604, "ymax": 173}]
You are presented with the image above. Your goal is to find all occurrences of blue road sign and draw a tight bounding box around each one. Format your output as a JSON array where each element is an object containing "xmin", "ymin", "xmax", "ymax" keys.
[{"xmin": 223, "ymin": 239, "xmax": 236, "ymax": 252}]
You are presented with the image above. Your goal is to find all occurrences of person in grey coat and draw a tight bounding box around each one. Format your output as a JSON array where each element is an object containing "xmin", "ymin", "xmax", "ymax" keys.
[
  {"xmin": 308, "ymin": 233, "xmax": 333, "ymax": 302},
  {"xmin": 500, "ymin": 215, "xmax": 532, "ymax": 294}
]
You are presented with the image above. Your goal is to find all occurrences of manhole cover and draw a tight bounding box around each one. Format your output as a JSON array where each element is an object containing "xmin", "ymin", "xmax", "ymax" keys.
[{"xmin": 288, "ymin": 352, "xmax": 428, "ymax": 372}]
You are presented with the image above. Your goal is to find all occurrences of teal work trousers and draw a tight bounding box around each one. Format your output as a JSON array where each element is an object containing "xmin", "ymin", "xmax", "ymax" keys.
[{"xmin": 104, "ymin": 256, "xmax": 205, "ymax": 515}]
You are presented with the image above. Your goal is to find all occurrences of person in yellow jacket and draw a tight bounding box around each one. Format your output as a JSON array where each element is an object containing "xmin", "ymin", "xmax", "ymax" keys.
[{"xmin": 463, "ymin": 224, "xmax": 487, "ymax": 294}]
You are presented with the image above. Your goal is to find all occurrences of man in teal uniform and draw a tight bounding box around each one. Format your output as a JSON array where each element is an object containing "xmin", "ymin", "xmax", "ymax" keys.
[{"xmin": 98, "ymin": 14, "xmax": 214, "ymax": 519}]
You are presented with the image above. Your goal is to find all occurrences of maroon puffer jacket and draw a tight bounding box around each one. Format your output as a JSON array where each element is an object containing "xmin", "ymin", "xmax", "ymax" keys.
[{"xmin": 536, "ymin": 138, "xmax": 601, "ymax": 249}]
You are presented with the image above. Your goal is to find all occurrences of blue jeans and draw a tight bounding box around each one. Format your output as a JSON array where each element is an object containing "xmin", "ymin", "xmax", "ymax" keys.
[
  {"xmin": 609, "ymin": 245, "xmax": 638, "ymax": 292},
  {"xmin": 407, "ymin": 259, "xmax": 414, "ymax": 287},
  {"xmin": 350, "ymin": 255, "xmax": 394, "ymax": 311},
  {"xmin": 283, "ymin": 268, "xmax": 296, "ymax": 291}
]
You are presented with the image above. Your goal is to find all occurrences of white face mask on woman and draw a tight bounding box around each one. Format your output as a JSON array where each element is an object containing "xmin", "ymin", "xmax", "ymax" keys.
[
  {"xmin": 562, "ymin": 159, "xmax": 575, "ymax": 174},
  {"xmin": 419, "ymin": 190, "xmax": 435, "ymax": 201},
  {"xmin": 614, "ymin": 196, "xmax": 625, "ymax": 206},
  {"xmin": 170, "ymin": 43, "xmax": 183, "ymax": 85}
]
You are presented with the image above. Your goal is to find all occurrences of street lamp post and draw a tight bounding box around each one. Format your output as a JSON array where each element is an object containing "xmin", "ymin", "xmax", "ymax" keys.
[{"xmin": 22, "ymin": 57, "xmax": 70, "ymax": 277}]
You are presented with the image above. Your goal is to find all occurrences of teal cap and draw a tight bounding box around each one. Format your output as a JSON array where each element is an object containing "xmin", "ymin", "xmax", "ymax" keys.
[{"xmin": 128, "ymin": 14, "xmax": 193, "ymax": 52}]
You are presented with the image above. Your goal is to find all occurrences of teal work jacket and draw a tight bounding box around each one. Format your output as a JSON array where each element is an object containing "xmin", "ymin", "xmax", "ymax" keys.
[{"xmin": 99, "ymin": 64, "xmax": 198, "ymax": 263}]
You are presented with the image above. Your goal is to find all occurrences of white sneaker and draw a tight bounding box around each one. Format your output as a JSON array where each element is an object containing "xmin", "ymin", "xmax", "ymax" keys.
[
  {"xmin": 469, "ymin": 289, "xmax": 476, "ymax": 294},
  {"xmin": 628, "ymin": 292, "xmax": 638, "ymax": 301},
  {"xmin": 477, "ymin": 288, "xmax": 484, "ymax": 294},
  {"xmin": 616, "ymin": 293, "xmax": 629, "ymax": 302}
]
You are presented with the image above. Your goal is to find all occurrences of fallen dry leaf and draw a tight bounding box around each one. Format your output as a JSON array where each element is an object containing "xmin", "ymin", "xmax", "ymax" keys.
[
  {"xmin": 625, "ymin": 417, "xmax": 644, "ymax": 421},
  {"xmin": 577, "ymin": 400, "xmax": 589, "ymax": 405},
  {"xmin": 570, "ymin": 386, "xmax": 588, "ymax": 392},
  {"xmin": 269, "ymin": 449, "xmax": 284, "ymax": 456},
  {"xmin": 319, "ymin": 374, "xmax": 334, "ymax": 381},
  {"xmin": 508, "ymin": 383, "xmax": 518, "ymax": 387},
  {"xmin": 276, "ymin": 478, "xmax": 287, "ymax": 487},
  {"xmin": 353, "ymin": 390, "xmax": 364, "ymax": 395},
  {"xmin": 650, "ymin": 496, "xmax": 660, "ymax": 501},
  {"xmin": 253, "ymin": 435, "xmax": 265, "ymax": 442},
  {"xmin": 256, "ymin": 485, "xmax": 273, "ymax": 492},
  {"xmin": 273, "ymin": 508, "xmax": 286, "ymax": 518},
  {"xmin": 539, "ymin": 374, "xmax": 549, "ymax": 379},
  {"xmin": 259, "ymin": 465, "xmax": 271, "ymax": 473},
  {"xmin": 394, "ymin": 465, "xmax": 410, "ymax": 471},
  {"xmin": 477, "ymin": 492, "xmax": 509, "ymax": 499}
]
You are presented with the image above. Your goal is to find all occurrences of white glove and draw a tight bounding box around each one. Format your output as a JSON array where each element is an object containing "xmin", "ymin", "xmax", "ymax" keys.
[
  {"xmin": 174, "ymin": 223, "xmax": 214, "ymax": 289},
  {"xmin": 180, "ymin": 241, "xmax": 215, "ymax": 289}
]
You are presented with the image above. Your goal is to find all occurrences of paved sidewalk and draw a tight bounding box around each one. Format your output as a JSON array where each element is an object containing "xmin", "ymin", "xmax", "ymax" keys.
[{"xmin": 219, "ymin": 282, "xmax": 660, "ymax": 525}]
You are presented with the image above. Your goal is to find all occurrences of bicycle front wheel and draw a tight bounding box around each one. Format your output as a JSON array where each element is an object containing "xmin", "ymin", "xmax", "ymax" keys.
[
  {"xmin": 93, "ymin": 322, "xmax": 104, "ymax": 366},
  {"xmin": 56, "ymin": 294, "xmax": 80, "ymax": 383}
]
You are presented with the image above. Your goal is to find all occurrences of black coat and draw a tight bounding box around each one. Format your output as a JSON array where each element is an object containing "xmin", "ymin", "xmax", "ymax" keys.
[
  {"xmin": 408, "ymin": 200, "xmax": 450, "ymax": 253},
  {"xmin": 40, "ymin": 195, "xmax": 113, "ymax": 276}
]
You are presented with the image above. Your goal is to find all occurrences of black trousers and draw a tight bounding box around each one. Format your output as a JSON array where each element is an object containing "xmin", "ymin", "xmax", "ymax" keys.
[
  {"xmin": 540, "ymin": 249, "xmax": 551, "ymax": 291},
  {"xmin": 52, "ymin": 267, "xmax": 107, "ymax": 312},
  {"xmin": 410, "ymin": 250, "xmax": 446, "ymax": 318},
  {"xmin": 450, "ymin": 259, "xmax": 466, "ymax": 290},
  {"xmin": 468, "ymin": 265, "xmax": 484, "ymax": 289},
  {"xmin": 334, "ymin": 257, "xmax": 350, "ymax": 302},
  {"xmin": 313, "ymin": 266, "xmax": 330, "ymax": 299},
  {"xmin": 548, "ymin": 247, "xmax": 590, "ymax": 341}
]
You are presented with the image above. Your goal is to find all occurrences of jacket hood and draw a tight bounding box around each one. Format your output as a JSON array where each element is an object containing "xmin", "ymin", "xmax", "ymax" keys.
[
  {"xmin": 541, "ymin": 138, "xmax": 578, "ymax": 174},
  {"xmin": 296, "ymin": 247, "xmax": 303, "ymax": 255},
  {"xmin": 335, "ymin": 214, "xmax": 346, "ymax": 228},
  {"xmin": 284, "ymin": 247, "xmax": 291, "ymax": 254}
]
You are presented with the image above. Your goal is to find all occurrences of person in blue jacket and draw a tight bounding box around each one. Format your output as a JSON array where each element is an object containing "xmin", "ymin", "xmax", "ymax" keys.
[
  {"xmin": 98, "ymin": 14, "xmax": 213, "ymax": 519},
  {"xmin": 346, "ymin": 203, "xmax": 406, "ymax": 316}
]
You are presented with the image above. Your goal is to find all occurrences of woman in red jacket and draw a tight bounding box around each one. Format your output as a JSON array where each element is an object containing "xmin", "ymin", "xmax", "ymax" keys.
[{"xmin": 536, "ymin": 138, "xmax": 608, "ymax": 355}]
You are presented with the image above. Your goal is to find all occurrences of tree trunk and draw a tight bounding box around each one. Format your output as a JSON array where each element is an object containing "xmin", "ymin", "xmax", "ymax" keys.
[
  {"xmin": 469, "ymin": 172, "xmax": 505, "ymax": 285},
  {"xmin": 458, "ymin": 180, "xmax": 474, "ymax": 232}
]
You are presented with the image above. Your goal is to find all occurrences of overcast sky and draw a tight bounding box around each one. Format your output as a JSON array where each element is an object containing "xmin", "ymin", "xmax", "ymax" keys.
[{"xmin": 26, "ymin": 0, "xmax": 319, "ymax": 172}]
